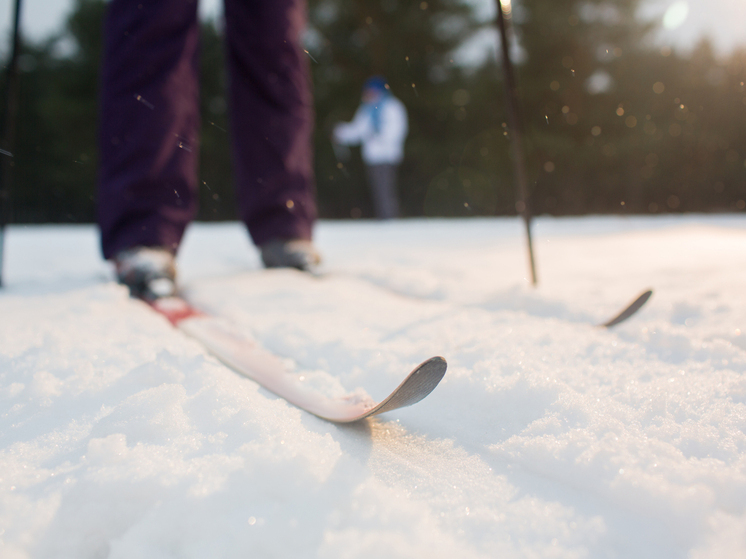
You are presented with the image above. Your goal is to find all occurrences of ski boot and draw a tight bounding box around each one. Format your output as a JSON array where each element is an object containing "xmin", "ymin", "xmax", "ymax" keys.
[
  {"xmin": 114, "ymin": 246, "xmax": 177, "ymax": 301},
  {"xmin": 260, "ymin": 238, "xmax": 321, "ymax": 271}
]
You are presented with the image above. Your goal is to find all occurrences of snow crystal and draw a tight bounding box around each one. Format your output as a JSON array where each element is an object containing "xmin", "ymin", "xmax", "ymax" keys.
[{"xmin": 1, "ymin": 215, "xmax": 745, "ymax": 557}]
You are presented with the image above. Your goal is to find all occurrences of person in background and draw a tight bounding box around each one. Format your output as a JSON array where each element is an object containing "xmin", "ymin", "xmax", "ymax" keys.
[
  {"xmin": 333, "ymin": 76, "xmax": 408, "ymax": 220},
  {"xmin": 97, "ymin": 0, "xmax": 320, "ymax": 301}
]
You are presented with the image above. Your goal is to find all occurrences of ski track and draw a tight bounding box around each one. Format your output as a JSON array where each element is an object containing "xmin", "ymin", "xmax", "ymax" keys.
[{"xmin": 1, "ymin": 216, "xmax": 746, "ymax": 558}]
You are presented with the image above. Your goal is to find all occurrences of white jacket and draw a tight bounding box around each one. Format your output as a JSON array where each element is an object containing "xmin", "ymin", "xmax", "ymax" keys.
[{"xmin": 333, "ymin": 95, "xmax": 408, "ymax": 165}]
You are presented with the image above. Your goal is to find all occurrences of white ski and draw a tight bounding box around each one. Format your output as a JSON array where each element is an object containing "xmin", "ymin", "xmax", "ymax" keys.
[
  {"xmin": 598, "ymin": 289, "xmax": 653, "ymax": 328},
  {"xmin": 149, "ymin": 297, "xmax": 447, "ymax": 423}
]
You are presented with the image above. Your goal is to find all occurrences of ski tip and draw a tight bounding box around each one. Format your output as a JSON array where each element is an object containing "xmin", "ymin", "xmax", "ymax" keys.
[
  {"xmin": 399, "ymin": 356, "xmax": 448, "ymax": 401},
  {"xmin": 416, "ymin": 355, "xmax": 447, "ymax": 379},
  {"xmin": 413, "ymin": 356, "xmax": 447, "ymax": 379},
  {"xmin": 422, "ymin": 355, "xmax": 447, "ymax": 368},
  {"xmin": 600, "ymin": 288, "xmax": 654, "ymax": 328},
  {"xmin": 347, "ymin": 356, "xmax": 448, "ymax": 423}
]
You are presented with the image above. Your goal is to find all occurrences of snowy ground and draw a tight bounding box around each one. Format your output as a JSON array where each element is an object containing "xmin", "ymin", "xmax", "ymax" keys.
[{"xmin": 1, "ymin": 215, "xmax": 745, "ymax": 558}]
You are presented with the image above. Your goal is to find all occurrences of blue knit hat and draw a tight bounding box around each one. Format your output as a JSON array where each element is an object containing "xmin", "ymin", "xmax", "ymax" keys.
[{"xmin": 363, "ymin": 76, "xmax": 388, "ymax": 93}]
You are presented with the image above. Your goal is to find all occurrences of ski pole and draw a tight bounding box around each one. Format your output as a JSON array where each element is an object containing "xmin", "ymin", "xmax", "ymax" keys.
[
  {"xmin": 0, "ymin": 0, "xmax": 23, "ymax": 288},
  {"xmin": 495, "ymin": 0, "xmax": 537, "ymax": 285}
]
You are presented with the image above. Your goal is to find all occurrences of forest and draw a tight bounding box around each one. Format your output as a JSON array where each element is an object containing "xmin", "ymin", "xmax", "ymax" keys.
[{"xmin": 1, "ymin": 0, "xmax": 745, "ymax": 222}]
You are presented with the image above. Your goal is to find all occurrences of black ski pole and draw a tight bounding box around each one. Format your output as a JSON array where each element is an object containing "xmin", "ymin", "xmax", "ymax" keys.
[
  {"xmin": 0, "ymin": 0, "xmax": 23, "ymax": 288},
  {"xmin": 495, "ymin": 0, "xmax": 537, "ymax": 285}
]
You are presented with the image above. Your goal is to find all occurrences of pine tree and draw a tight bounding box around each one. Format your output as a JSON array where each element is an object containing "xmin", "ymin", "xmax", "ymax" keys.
[
  {"xmin": 509, "ymin": 0, "xmax": 658, "ymax": 214},
  {"xmin": 307, "ymin": 0, "xmax": 498, "ymax": 217}
]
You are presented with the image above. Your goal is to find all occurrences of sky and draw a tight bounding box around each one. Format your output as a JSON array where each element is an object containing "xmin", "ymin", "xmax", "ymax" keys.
[{"xmin": 0, "ymin": 0, "xmax": 744, "ymax": 58}]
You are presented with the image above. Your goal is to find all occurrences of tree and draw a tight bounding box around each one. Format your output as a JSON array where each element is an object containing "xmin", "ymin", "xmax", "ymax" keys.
[
  {"xmin": 2, "ymin": 0, "xmax": 745, "ymax": 222},
  {"xmin": 510, "ymin": 0, "xmax": 746, "ymax": 214},
  {"xmin": 307, "ymin": 0, "xmax": 509, "ymax": 217}
]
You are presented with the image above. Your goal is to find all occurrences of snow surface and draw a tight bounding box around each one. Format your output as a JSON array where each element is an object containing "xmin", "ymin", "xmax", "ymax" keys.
[{"xmin": 2, "ymin": 215, "xmax": 746, "ymax": 558}]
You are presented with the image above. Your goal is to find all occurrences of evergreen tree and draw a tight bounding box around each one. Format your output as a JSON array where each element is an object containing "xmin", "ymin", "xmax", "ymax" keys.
[
  {"xmin": 508, "ymin": 0, "xmax": 656, "ymax": 214},
  {"xmin": 307, "ymin": 0, "xmax": 505, "ymax": 217},
  {"xmin": 1, "ymin": 0, "xmax": 745, "ymax": 222},
  {"xmin": 511, "ymin": 0, "xmax": 746, "ymax": 214}
]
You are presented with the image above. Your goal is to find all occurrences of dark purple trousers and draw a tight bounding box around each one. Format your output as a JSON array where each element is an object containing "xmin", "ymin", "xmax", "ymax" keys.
[{"xmin": 97, "ymin": 0, "xmax": 316, "ymax": 259}]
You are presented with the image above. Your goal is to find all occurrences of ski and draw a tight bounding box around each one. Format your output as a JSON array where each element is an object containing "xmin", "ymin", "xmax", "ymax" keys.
[
  {"xmin": 146, "ymin": 296, "xmax": 447, "ymax": 423},
  {"xmin": 328, "ymin": 272, "xmax": 653, "ymax": 329},
  {"xmin": 350, "ymin": 278, "xmax": 655, "ymax": 329},
  {"xmin": 598, "ymin": 289, "xmax": 653, "ymax": 328}
]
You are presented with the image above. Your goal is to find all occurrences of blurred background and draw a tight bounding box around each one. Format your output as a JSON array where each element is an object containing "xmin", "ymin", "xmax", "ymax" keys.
[{"xmin": 0, "ymin": 0, "xmax": 744, "ymax": 223}]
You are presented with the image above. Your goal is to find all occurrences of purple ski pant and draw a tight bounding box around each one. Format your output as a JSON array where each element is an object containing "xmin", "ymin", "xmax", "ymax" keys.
[{"xmin": 97, "ymin": 0, "xmax": 316, "ymax": 259}]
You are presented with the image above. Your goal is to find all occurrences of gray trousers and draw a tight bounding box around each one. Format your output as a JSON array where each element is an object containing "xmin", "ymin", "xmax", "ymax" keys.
[{"xmin": 365, "ymin": 164, "xmax": 400, "ymax": 219}]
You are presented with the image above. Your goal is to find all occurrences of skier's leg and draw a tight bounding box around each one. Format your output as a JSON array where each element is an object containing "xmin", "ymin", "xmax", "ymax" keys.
[
  {"xmin": 223, "ymin": 0, "xmax": 317, "ymax": 248},
  {"xmin": 381, "ymin": 163, "xmax": 401, "ymax": 218},
  {"xmin": 366, "ymin": 164, "xmax": 400, "ymax": 219},
  {"xmin": 97, "ymin": 0, "xmax": 201, "ymax": 260}
]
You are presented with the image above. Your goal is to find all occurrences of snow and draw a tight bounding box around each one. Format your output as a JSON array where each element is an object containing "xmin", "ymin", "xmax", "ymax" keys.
[{"xmin": 2, "ymin": 215, "xmax": 746, "ymax": 558}]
